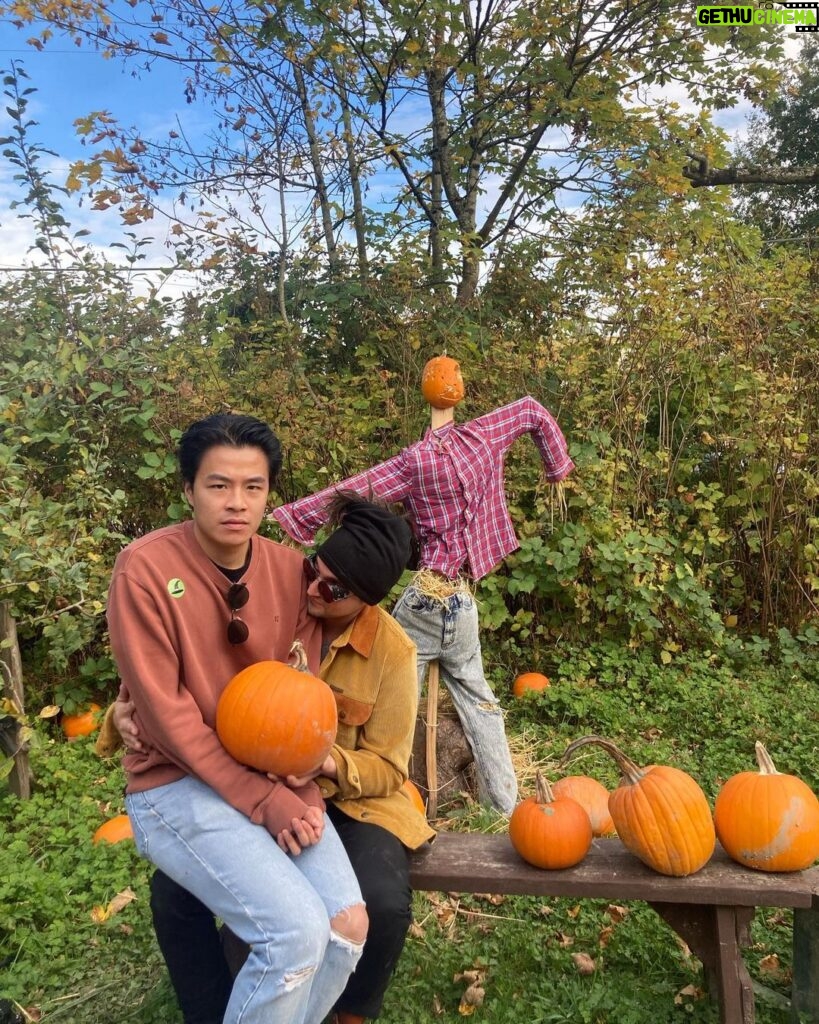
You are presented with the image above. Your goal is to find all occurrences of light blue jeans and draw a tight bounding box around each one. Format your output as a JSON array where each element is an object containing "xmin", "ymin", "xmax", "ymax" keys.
[
  {"xmin": 126, "ymin": 776, "xmax": 364, "ymax": 1024},
  {"xmin": 393, "ymin": 585, "xmax": 518, "ymax": 814}
]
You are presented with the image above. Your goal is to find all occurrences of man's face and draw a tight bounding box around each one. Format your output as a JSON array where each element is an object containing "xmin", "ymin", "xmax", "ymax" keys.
[
  {"xmin": 305, "ymin": 555, "xmax": 366, "ymax": 621},
  {"xmin": 184, "ymin": 445, "xmax": 269, "ymax": 568}
]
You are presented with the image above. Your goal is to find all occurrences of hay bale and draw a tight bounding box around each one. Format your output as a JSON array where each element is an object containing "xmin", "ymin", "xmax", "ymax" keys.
[{"xmin": 410, "ymin": 691, "xmax": 476, "ymax": 809}]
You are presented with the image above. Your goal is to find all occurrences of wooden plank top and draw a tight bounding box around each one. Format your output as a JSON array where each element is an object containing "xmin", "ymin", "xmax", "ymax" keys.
[{"xmin": 410, "ymin": 832, "xmax": 819, "ymax": 909}]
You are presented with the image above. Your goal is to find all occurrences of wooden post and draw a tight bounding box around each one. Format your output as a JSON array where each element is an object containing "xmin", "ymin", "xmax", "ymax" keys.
[
  {"xmin": 425, "ymin": 660, "xmax": 440, "ymax": 819},
  {"xmin": 0, "ymin": 601, "xmax": 32, "ymax": 799},
  {"xmin": 791, "ymin": 907, "xmax": 819, "ymax": 1023}
]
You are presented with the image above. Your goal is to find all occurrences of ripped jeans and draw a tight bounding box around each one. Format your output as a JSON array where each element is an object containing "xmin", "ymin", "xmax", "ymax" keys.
[
  {"xmin": 127, "ymin": 776, "xmax": 364, "ymax": 1024},
  {"xmin": 393, "ymin": 585, "xmax": 518, "ymax": 814}
]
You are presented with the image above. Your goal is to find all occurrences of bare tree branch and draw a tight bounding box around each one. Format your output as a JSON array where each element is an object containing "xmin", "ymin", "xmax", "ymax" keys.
[{"xmin": 683, "ymin": 152, "xmax": 819, "ymax": 188}]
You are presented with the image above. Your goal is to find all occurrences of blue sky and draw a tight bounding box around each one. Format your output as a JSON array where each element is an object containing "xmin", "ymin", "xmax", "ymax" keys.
[{"xmin": 0, "ymin": 17, "xmax": 208, "ymax": 297}]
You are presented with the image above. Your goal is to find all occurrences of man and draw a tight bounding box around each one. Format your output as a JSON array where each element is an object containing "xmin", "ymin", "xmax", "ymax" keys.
[
  {"xmin": 104, "ymin": 489, "xmax": 434, "ymax": 1024},
  {"xmin": 106, "ymin": 413, "xmax": 368, "ymax": 1024}
]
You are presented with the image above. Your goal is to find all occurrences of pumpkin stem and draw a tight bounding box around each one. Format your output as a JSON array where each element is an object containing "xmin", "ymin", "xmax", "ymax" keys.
[
  {"xmin": 535, "ymin": 770, "xmax": 556, "ymax": 804},
  {"xmin": 754, "ymin": 741, "xmax": 779, "ymax": 776},
  {"xmin": 560, "ymin": 735, "xmax": 645, "ymax": 786},
  {"xmin": 288, "ymin": 640, "xmax": 309, "ymax": 673}
]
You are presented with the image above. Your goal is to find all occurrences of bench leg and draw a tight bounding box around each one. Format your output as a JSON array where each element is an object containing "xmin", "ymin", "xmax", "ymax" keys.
[
  {"xmin": 791, "ymin": 907, "xmax": 819, "ymax": 1023},
  {"xmin": 650, "ymin": 903, "xmax": 755, "ymax": 1024}
]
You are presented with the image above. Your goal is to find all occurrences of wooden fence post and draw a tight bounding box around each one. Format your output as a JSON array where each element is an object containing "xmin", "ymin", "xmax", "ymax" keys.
[{"xmin": 0, "ymin": 601, "xmax": 32, "ymax": 799}]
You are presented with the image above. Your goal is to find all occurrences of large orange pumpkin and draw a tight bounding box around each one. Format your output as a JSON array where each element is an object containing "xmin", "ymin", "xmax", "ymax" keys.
[
  {"xmin": 552, "ymin": 775, "xmax": 616, "ymax": 837},
  {"xmin": 421, "ymin": 355, "xmax": 465, "ymax": 409},
  {"xmin": 714, "ymin": 741, "xmax": 819, "ymax": 872},
  {"xmin": 216, "ymin": 641, "xmax": 337, "ymax": 777},
  {"xmin": 512, "ymin": 672, "xmax": 550, "ymax": 698},
  {"xmin": 93, "ymin": 814, "xmax": 134, "ymax": 845},
  {"xmin": 62, "ymin": 703, "xmax": 102, "ymax": 740},
  {"xmin": 561, "ymin": 736, "xmax": 715, "ymax": 876},
  {"xmin": 509, "ymin": 772, "xmax": 592, "ymax": 870}
]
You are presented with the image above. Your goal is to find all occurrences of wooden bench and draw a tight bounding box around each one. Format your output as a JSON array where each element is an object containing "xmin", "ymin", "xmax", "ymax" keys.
[{"xmin": 409, "ymin": 833, "xmax": 819, "ymax": 1024}]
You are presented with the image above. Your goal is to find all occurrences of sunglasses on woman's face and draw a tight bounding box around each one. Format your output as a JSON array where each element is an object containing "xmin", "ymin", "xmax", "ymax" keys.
[
  {"xmin": 224, "ymin": 582, "xmax": 250, "ymax": 644},
  {"xmin": 303, "ymin": 555, "xmax": 352, "ymax": 603}
]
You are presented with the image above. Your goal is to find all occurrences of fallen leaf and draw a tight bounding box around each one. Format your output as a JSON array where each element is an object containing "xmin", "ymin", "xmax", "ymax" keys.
[
  {"xmin": 673, "ymin": 934, "xmax": 693, "ymax": 960},
  {"xmin": 598, "ymin": 926, "xmax": 614, "ymax": 948},
  {"xmin": 91, "ymin": 886, "xmax": 137, "ymax": 923},
  {"xmin": 759, "ymin": 954, "xmax": 783, "ymax": 979},
  {"xmin": 567, "ymin": 904, "xmax": 582, "ymax": 919},
  {"xmin": 556, "ymin": 931, "xmax": 574, "ymax": 948},
  {"xmin": 458, "ymin": 980, "xmax": 485, "ymax": 1015},
  {"xmin": 572, "ymin": 952, "xmax": 597, "ymax": 975},
  {"xmin": 605, "ymin": 904, "xmax": 629, "ymax": 923},
  {"xmin": 674, "ymin": 983, "xmax": 705, "ymax": 1004}
]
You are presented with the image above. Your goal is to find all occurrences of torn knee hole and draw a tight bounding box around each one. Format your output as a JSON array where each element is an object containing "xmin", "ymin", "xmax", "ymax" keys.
[
  {"xmin": 330, "ymin": 904, "xmax": 368, "ymax": 945},
  {"xmin": 282, "ymin": 965, "xmax": 315, "ymax": 991}
]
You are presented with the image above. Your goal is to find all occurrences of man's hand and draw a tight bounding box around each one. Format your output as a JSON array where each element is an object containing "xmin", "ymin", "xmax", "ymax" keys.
[
  {"xmin": 112, "ymin": 699, "xmax": 145, "ymax": 753},
  {"xmin": 276, "ymin": 806, "xmax": 325, "ymax": 855}
]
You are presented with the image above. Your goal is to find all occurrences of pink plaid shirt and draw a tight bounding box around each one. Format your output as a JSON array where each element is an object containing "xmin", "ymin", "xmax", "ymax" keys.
[{"xmin": 273, "ymin": 396, "xmax": 574, "ymax": 581}]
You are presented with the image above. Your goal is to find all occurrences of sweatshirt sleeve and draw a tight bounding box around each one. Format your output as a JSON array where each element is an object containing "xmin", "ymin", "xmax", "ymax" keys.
[{"xmin": 108, "ymin": 566, "xmax": 322, "ymax": 837}]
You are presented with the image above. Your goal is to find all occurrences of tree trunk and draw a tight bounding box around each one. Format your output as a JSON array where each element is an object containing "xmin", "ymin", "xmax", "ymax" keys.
[
  {"xmin": 293, "ymin": 62, "xmax": 340, "ymax": 276},
  {"xmin": 338, "ymin": 67, "xmax": 370, "ymax": 281},
  {"xmin": 0, "ymin": 602, "xmax": 32, "ymax": 799}
]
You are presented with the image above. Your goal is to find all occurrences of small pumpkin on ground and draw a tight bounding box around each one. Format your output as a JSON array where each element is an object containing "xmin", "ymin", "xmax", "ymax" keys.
[
  {"xmin": 509, "ymin": 771, "xmax": 592, "ymax": 870},
  {"xmin": 714, "ymin": 741, "xmax": 819, "ymax": 872},
  {"xmin": 421, "ymin": 355, "xmax": 465, "ymax": 409},
  {"xmin": 402, "ymin": 779, "xmax": 427, "ymax": 816},
  {"xmin": 561, "ymin": 736, "xmax": 715, "ymax": 877},
  {"xmin": 552, "ymin": 775, "xmax": 616, "ymax": 837},
  {"xmin": 512, "ymin": 672, "xmax": 550, "ymax": 698},
  {"xmin": 216, "ymin": 641, "xmax": 337, "ymax": 777},
  {"xmin": 93, "ymin": 814, "xmax": 134, "ymax": 845},
  {"xmin": 61, "ymin": 703, "xmax": 102, "ymax": 740}
]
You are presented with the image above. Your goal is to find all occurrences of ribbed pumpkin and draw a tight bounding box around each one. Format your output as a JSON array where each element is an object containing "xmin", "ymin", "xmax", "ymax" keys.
[
  {"xmin": 421, "ymin": 355, "xmax": 465, "ymax": 409},
  {"xmin": 402, "ymin": 779, "xmax": 427, "ymax": 816},
  {"xmin": 714, "ymin": 742, "xmax": 819, "ymax": 872},
  {"xmin": 561, "ymin": 736, "xmax": 715, "ymax": 876},
  {"xmin": 509, "ymin": 772, "xmax": 593, "ymax": 870},
  {"xmin": 512, "ymin": 672, "xmax": 550, "ymax": 698},
  {"xmin": 552, "ymin": 775, "xmax": 616, "ymax": 837},
  {"xmin": 62, "ymin": 703, "xmax": 102, "ymax": 739},
  {"xmin": 216, "ymin": 641, "xmax": 337, "ymax": 777},
  {"xmin": 93, "ymin": 814, "xmax": 134, "ymax": 845}
]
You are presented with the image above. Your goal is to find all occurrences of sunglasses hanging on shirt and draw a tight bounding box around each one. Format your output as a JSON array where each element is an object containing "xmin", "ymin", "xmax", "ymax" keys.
[{"xmin": 224, "ymin": 582, "xmax": 250, "ymax": 644}]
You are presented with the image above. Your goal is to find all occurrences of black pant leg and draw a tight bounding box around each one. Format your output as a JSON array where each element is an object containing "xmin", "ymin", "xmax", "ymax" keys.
[
  {"xmin": 327, "ymin": 805, "xmax": 413, "ymax": 1019},
  {"xmin": 150, "ymin": 868, "xmax": 233, "ymax": 1024}
]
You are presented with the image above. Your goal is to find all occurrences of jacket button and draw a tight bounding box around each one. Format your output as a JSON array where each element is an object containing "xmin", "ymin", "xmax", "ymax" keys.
[{"xmin": 338, "ymin": 710, "xmax": 346, "ymax": 720}]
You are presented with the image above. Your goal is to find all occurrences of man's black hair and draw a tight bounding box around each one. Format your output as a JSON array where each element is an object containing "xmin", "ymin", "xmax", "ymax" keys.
[{"xmin": 177, "ymin": 413, "xmax": 282, "ymax": 487}]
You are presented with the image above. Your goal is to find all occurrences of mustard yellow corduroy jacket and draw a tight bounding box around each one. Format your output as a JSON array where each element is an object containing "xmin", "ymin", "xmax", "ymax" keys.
[{"xmin": 317, "ymin": 603, "xmax": 435, "ymax": 850}]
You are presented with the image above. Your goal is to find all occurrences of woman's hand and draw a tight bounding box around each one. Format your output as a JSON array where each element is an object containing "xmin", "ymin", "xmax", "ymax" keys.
[
  {"xmin": 113, "ymin": 699, "xmax": 146, "ymax": 753},
  {"xmin": 276, "ymin": 806, "xmax": 325, "ymax": 855}
]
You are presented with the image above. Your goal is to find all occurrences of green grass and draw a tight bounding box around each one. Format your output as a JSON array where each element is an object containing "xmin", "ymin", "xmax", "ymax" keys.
[{"xmin": 2, "ymin": 644, "xmax": 816, "ymax": 1023}]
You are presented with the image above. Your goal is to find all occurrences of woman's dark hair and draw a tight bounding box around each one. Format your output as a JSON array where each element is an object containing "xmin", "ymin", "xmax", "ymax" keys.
[{"xmin": 177, "ymin": 414, "xmax": 282, "ymax": 487}]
